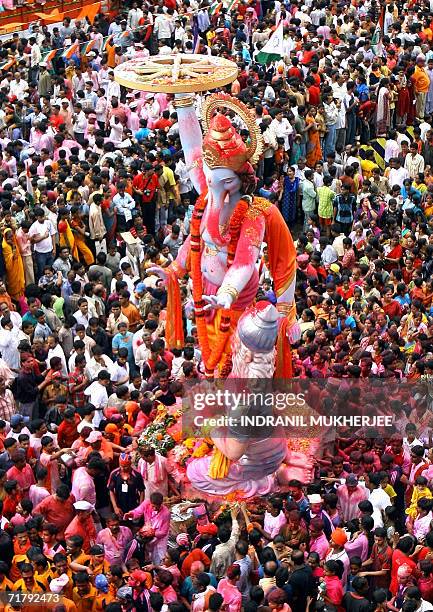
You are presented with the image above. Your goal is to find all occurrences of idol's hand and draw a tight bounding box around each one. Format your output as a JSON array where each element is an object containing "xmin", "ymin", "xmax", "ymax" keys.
[
  {"xmin": 286, "ymin": 320, "xmax": 301, "ymax": 344},
  {"xmin": 202, "ymin": 293, "xmax": 233, "ymax": 311},
  {"xmin": 147, "ymin": 266, "xmax": 168, "ymax": 284}
]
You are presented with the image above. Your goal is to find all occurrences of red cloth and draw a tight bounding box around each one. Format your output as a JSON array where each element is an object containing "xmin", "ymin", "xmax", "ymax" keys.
[
  {"xmin": 181, "ymin": 548, "xmax": 211, "ymax": 579},
  {"xmin": 418, "ymin": 575, "xmax": 433, "ymax": 603},
  {"xmin": 308, "ymin": 85, "xmax": 321, "ymax": 105},
  {"xmin": 383, "ymin": 300, "xmax": 403, "ymax": 319},
  {"xmin": 57, "ymin": 415, "xmax": 80, "ymax": 448},
  {"xmin": 390, "ymin": 550, "xmax": 417, "ymax": 595},
  {"xmin": 33, "ymin": 494, "xmax": 75, "ymax": 539}
]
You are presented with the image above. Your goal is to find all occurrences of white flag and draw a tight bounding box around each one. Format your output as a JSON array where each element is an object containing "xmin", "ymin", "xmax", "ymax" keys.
[{"xmin": 256, "ymin": 21, "xmax": 284, "ymax": 65}]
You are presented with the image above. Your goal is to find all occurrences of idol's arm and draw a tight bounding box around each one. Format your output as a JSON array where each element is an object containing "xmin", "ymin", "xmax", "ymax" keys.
[
  {"xmin": 175, "ymin": 95, "xmax": 206, "ymax": 195},
  {"xmin": 204, "ymin": 215, "xmax": 265, "ymax": 310}
]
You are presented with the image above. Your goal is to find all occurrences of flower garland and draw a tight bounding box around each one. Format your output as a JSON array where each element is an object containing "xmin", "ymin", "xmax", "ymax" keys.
[{"xmin": 190, "ymin": 192, "xmax": 249, "ymax": 378}]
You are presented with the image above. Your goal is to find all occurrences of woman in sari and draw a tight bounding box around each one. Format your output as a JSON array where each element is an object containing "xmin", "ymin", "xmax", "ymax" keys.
[
  {"xmin": 58, "ymin": 207, "xmax": 78, "ymax": 261},
  {"xmin": 280, "ymin": 166, "xmax": 300, "ymax": 226},
  {"xmin": 376, "ymin": 79, "xmax": 391, "ymax": 137},
  {"xmin": 2, "ymin": 228, "xmax": 24, "ymax": 301},
  {"xmin": 384, "ymin": 234, "xmax": 404, "ymax": 272},
  {"xmin": 305, "ymin": 107, "xmax": 322, "ymax": 168},
  {"xmin": 70, "ymin": 206, "xmax": 94, "ymax": 266}
]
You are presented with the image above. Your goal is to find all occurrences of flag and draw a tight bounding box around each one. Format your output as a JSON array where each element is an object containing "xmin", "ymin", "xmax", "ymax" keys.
[
  {"xmin": 372, "ymin": 7, "xmax": 385, "ymax": 56},
  {"xmin": 76, "ymin": 1, "xmax": 101, "ymax": 24},
  {"xmin": 62, "ymin": 42, "xmax": 79, "ymax": 59},
  {"xmin": 34, "ymin": 8, "xmax": 64, "ymax": 21},
  {"xmin": 224, "ymin": 0, "xmax": 238, "ymax": 12},
  {"xmin": 209, "ymin": 0, "xmax": 222, "ymax": 15},
  {"xmin": 41, "ymin": 48, "xmax": 59, "ymax": 64},
  {"xmin": 101, "ymin": 35, "xmax": 113, "ymax": 52},
  {"xmin": 79, "ymin": 39, "xmax": 97, "ymax": 56},
  {"xmin": 0, "ymin": 58, "xmax": 15, "ymax": 71},
  {"xmin": 256, "ymin": 21, "xmax": 284, "ymax": 65}
]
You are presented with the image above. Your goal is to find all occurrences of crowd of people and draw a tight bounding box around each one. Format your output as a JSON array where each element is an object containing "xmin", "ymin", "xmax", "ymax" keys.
[{"xmin": 0, "ymin": 0, "xmax": 432, "ymax": 610}]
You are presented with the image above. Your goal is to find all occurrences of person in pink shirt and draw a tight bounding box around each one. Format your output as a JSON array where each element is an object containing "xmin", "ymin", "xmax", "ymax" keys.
[
  {"xmin": 217, "ymin": 564, "xmax": 242, "ymax": 612},
  {"xmin": 96, "ymin": 514, "xmax": 133, "ymax": 566},
  {"xmin": 124, "ymin": 491, "xmax": 170, "ymax": 564},
  {"xmin": 6, "ymin": 451, "xmax": 35, "ymax": 499},
  {"xmin": 337, "ymin": 474, "xmax": 369, "ymax": 523},
  {"xmin": 16, "ymin": 221, "xmax": 35, "ymax": 286},
  {"xmin": 150, "ymin": 569, "xmax": 178, "ymax": 603},
  {"xmin": 322, "ymin": 560, "xmax": 344, "ymax": 610},
  {"xmin": 309, "ymin": 517, "xmax": 330, "ymax": 561},
  {"xmin": 345, "ymin": 516, "xmax": 372, "ymax": 562}
]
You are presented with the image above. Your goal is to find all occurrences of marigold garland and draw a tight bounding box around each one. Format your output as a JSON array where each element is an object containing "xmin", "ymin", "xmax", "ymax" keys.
[{"xmin": 190, "ymin": 192, "xmax": 250, "ymax": 378}]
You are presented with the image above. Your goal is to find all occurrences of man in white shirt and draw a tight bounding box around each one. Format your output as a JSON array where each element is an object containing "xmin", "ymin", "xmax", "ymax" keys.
[
  {"xmin": 405, "ymin": 142, "xmax": 425, "ymax": 178},
  {"xmin": 28, "ymin": 207, "xmax": 56, "ymax": 279},
  {"xmin": 106, "ymin": 72, "xmax": 121, "ymax": 102},
  {"xmin": 83, "ymin": 370, "xmax": 110, "ymax": 427},
  {"xmin": 270, "ymin": 110, "xmax": 293, "ymax": 151},
  {"xmin": 72, "ymin": 103, "xmax": 87, "ymax": 146},
  {"xmin": 127, "ymin": 2, "xmax": 144, "ymax": 29},
  {"xmin": 367, "ymin": 472, "xmax": 391, "ymax": 527},
  {"xmin": 9, "ymin": 72, "xmax": 29, "ymax": 101},
  {"xmin": 388, "ymin": 157, "xmax": 409, "ymax": 188},
  {"xmin": 29, "ymin": 38, "xmax": 41, "ymax": 82},
  {"xmin": 113, "ymin": 182, "xmax": 135, "ymax": 232}
]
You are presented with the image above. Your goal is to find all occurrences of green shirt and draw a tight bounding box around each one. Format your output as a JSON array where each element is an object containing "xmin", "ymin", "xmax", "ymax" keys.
[{"xmin": 317, "ymin": 186, "xmax": 335, "ymax": 219}]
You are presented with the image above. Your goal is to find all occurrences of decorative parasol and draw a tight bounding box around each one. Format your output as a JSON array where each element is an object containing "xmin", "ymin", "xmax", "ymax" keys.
[{"xmin": 114, "ymin": 53, "xmax": 239, "ymax": 93}]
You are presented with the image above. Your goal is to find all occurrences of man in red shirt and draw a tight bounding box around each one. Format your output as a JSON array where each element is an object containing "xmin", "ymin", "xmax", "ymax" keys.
[
  {"xmin": 287, "ymin": 57, "xmax": 303, "ymax": 81},
  {"xmin": 132, "ymin": 162, "xmax": 159, "ymax": 235},
  {"xmin": 64, "ymin": 500, "xmax": 96, "ymax": 553},
  {"xmin": 306, "ymin": 77, "xmax": 321, "ymax": 106},
  {"xmin": 153, "ymin": 110, "xmax": 173, "ymax": 131},
  {"xmin": 33, "ymin": 484, "xmax": 75, "ymax": 540},
  {"xmin": 49, "ymin": 104, "xmax": 64, "ymax": 132}
]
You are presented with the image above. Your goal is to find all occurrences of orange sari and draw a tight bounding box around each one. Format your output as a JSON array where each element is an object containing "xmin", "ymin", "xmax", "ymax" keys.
[{"xmin": 306, "ymin": 115, "xmax": 322, "ymax": 168}]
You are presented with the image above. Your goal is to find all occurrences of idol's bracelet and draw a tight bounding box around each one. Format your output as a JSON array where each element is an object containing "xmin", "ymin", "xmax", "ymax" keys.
[
  {"xmin": 173, "ymin": 96, "xmax": 195, "ymax": 109},
  {"xmin": 217, "ymin": 284, "xmax": 239, "ymax": 302},
  {"xmin": 277, "ymin": 301, "xmax": 297, "ymax": 325}
]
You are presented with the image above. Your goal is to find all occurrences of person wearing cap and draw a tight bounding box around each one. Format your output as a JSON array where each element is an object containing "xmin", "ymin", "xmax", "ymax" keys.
[
  {"xmin": 196, "ymin": 523, "xmax": 219, "ymax": 558},
  {"xmin": 304, "ymin": 494, "xmax": 334, "ymax": 540},
  {"xmin": 49, "ymin": 573, "xmax": 76, "ymax": 612},
  {"xmin": 336, "ymin": 474, "xmax": 369, "ymax": 523},
  {"xmin": 325, "ymin": 527, "xmax": 350, "ymax": 588},
  {"xmin": 64, "ymin": 500, "xmax": 96, "ymax": 554},
  {"xmin": 108, "ymin": 451, "xmax": 145, "ymax": 517}
]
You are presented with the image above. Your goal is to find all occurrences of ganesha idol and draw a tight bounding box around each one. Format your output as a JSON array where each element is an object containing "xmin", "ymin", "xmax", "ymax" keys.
[{"xmin": 131, "ymin": 77, "xmax": 317, "ymax": 493}]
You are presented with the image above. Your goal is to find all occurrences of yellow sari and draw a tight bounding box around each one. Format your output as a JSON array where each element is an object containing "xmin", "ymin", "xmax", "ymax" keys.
[
  {"xmin": 2, "ymin": 233, "xmax": 24, "ymax": 300},
  {"xmin": 59, "ymin": 220, "xmax": 79, "ymax": 261}
]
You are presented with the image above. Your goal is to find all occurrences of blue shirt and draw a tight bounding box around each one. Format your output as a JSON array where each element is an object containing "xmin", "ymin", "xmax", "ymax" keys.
[
  {"xmin": 180, "ymin": 573, "xmax": 218, "ymax": 602},
  {"xmin": 135, "ymin": 128, "xmax": 151, "ymax": 142},
  {"xmin": 112, "ymin": 331, "xmax": 134, "ymax": 362}
]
